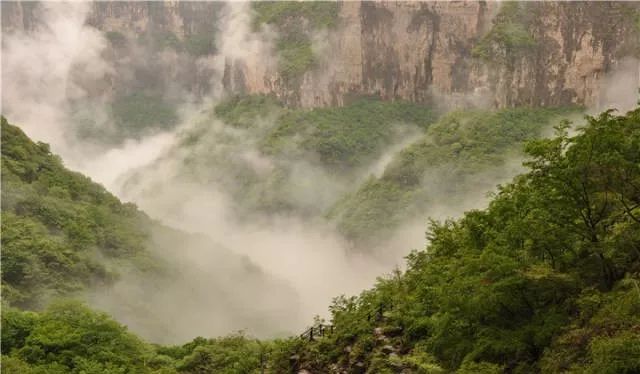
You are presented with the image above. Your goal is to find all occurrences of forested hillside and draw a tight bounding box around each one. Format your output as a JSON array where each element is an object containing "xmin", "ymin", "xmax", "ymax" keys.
[
  {"xmin": 290, "ymin": 107, "xmax": 640, "ymax": 373},
  {"xmin": 124, "ymin": 95, "xmax": 577, "ymax": 253},
  {"xmin": 1, "ymin": 117, "xmax": 159, "ymax": 307},
  {"xmin": 3, "ymin": 108, "xmax": 638, "ymax": 373},
  {"xmin": 1, "ymin": 1, "xmax": 639, "ymax": 373},
  {"xmin": 126, "ymin": 96, "xmax": 437, "ymax": 219},
  {"xmin": 327, "ymin": 107, "xmax": 576, "ymax": 246},
  {"xmin": 1, "ymin": 117, "xmax": 299, "ymax": 344}
]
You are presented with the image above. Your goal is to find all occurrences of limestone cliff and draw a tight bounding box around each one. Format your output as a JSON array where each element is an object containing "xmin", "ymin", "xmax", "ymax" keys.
[
  {"xmin": 2, "ymin": 1, "xmax": 639, "ymax": 109},
  {"xmin": 2, "ymin": 1, "xmax": 220, "ymax": 37},
  {"xmin": 237, "ymin": 1, "xmax": 639, "ymax": 109}
]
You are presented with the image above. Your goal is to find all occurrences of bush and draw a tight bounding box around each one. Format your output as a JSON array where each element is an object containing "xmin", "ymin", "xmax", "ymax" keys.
[{"xmin": 472, "ymin": 3, "xmax": 536, "ymax": 61}]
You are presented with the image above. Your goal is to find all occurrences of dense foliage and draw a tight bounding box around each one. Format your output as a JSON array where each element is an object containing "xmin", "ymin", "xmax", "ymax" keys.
[
  {"xmin": 1, "ymin": 301, "xmax": 299, "ymax": 374},
  {"xmin": 1, "ymin": 117, "xmax": 158, "ymax": 308},
  {"xmin": 151, "ymin": 96, "xmax": 576, "ymax": 246},
  {"xmin": 2, "ymin": 106, "xmax": 638, "ymax": 373},
  {"xmin": 287, "ymin": 107, "xmax": 640, "ymax": 373},
  {"xmin": 252, "ymin": 1, "xmax": 338, "ymax": 29},
  {"xmin": 472, "ymin": 2, "xmax": 537, "ymax": 62},
  {"xmin": 1, "ymin": 117, "xmax": 297, "ymax": 345},
  {"xmin": 261, "ymin": 97, "xmax": 436, "ymax": 169},
  {"xmin": 213, "ymin": 94, "xmax": 284, "ymax": 129},
  {"xmin": 172, "ymin": 95, "xmax": 436, "ymax": 217},
  {"xmin": 328, "ymin": 107, "xmax": 576, "ymax": 246},
  {"xmin": 1, "ymin": 301, "xmax": 153, "ymax": 374}
]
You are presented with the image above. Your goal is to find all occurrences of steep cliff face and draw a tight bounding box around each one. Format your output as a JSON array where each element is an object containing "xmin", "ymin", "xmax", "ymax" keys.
[
  {"xmin": 3, "ymin": 1, "xmax": 639, "ymax": 110},
  {"xmin": 2, "ymin": 1, "xmax": 220, "ymax": 37},
  {"xmin": 486, "ymin": 2, "xmax": 640, "ymax": 108},
  {"xmin": 241, "ymin": 1, "xmax": 496, "ymax": 108},
  {"xmin": 85, "ymin": 1, "xmax": 223, "ymax": 40},
  {"xmin": 2, "ymin": 1, "xmax": 222, "ymax": 101},
  {"xmin": 238, "ymin": 1, "xmax": 639, "ymax": 109}
]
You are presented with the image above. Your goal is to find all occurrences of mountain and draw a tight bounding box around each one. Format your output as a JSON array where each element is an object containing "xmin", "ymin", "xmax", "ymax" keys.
[
  {"xmin": 0, "ymin": 117, "xmax": 300, "ymax": 343},
  {"xmin": 2, "ymin": 107, "xmax": 638, "ymax": 374},
  {"xmin": 289, "ymin": 107, "xmax": 640, "ymax": 373},
  {"xmin": 2, "ymin": 1, "xmax": 639, "ymax": 110},
  {"xmin": 1, "ymin": 2, "xmax": 640, "ymax": 373},
  {"xmin": 1, "ymin": 117, "xmax": 155, "ymax": 308}
]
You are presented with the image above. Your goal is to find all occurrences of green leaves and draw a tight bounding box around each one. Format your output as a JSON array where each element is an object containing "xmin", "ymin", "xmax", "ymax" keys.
[
  {"xmin": 175, "ymin": 335, "xmax": 264, "ymax": 374},
  {"xmin": 2, "ymin": 302, "xmax": 152, "ymax": 374},
  {"xmin": 252, "ymin": 2, "xmax": 339, "ymax": 30},
  {"xmin": 330, "ymin": 107, "xmax": 576, "ymax": 245},
  {"xmin": 293, "ymin": 107, "xmax": 640, "ymax": 372},
  {"xmin": 1, "ymin": 119, "xmax": 155, "ymax": 307},
  {"xmin": 263, "ymin": 97, "xmax": 435, "ymax": 169},
  {"xmin": 2, "ymin": 101, "xmax": 638, "ymax": 372},
  {"xmin": 472, "ymin": 2, "xmax": 537, "ymax": 62},
  {"xmin": 188, "ymin": 95, "xmax": 435, "ymax": 217}
]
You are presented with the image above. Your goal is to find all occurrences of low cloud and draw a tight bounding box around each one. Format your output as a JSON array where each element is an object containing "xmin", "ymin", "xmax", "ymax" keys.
[{"xmin": 594, "ymin": 57, "xmax": 640, "ymax": 113}]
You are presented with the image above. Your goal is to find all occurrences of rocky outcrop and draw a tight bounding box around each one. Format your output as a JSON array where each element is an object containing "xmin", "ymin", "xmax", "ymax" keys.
[
  {"xmin": 1, "ymin": 1, "xmax": 221, "ymax": 104},
  {"xmin": 85, "ymin": 2, "xmax": 223, "ymax": 39},
  {"xmin": 3, "ymin": 1, "xmax": 639, "ymax": 109},
  {"xmin": 2, "ymin": 1, "xmax": 220, "ymax": 37},
  {"xmin": 253, "ymin": 1, "xmax": 496, "ymax": 108},
  {"xmin": 236, "ymin": 1, "xmax": 639, "ymax": 109}
]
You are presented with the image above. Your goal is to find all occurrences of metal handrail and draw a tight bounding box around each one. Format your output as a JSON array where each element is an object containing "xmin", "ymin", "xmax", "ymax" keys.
[
  {"xmin": 299, "ymin": 323, "xmax": 334, "ymax": 341},
  {"xmin": 298, "ymin": 302, "xmax": 389, "ymax": 341}
]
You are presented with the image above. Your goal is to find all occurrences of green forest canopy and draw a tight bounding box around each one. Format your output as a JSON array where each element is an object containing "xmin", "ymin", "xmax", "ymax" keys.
[
  {"xmin": 2, "ymin": 107, "xmax": 639, "ymax": 372},
  {"xmin": 1, "ymin": 117, "xmax": 161, "ymax": 309}
]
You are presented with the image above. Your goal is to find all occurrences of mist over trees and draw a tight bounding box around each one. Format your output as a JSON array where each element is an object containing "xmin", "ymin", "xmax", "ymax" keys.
[
  {"xmin": 1, "ymin": 1, "xmax": 640, "ymax": 373},
  {"xmin": 2, "ymin": 106, "xmax": 639, "ymax": 374}
]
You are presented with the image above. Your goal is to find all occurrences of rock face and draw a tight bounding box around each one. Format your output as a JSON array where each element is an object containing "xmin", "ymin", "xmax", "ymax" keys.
[
  {"xmin": 85, "ymin": 2, "xmax": 222, "ymax": 39},
  {"xmin": 2, "ymin": 1, "xmax": 221, "ymax": 37},
  {"xmin": 3, "ymin": 1, "xmax": 639, "ymax": 109},
  {"xmin": 1, "ymin": 1, "xmax": 222, "ymax": 103},
  {"xmin": 238, "ymin": 1, "xmax": 639, "ymax": 109},
  {"xmin": 249, "ymin": 1, "xmax": 496, "ymax": 108}
]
